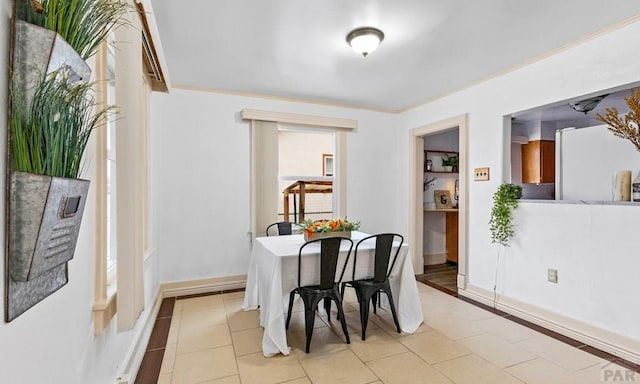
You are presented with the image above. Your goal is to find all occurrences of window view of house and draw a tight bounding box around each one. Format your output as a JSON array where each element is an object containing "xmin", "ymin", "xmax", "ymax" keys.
[{"xmin": 278, "ymin": 130, "xmax": 334, "ymax": 222}]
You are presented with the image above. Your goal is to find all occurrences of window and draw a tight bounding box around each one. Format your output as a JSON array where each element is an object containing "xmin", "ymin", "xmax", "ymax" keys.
[
  {"xmin": 105, "ymin": 34, "xmax": 117, "ymax": 282},
  {"xmin": 93, "ymin": 37, "xmax": 118, "ymax": 334},
  {"xmin": 508, "ymin": 86, "xmax": 636, "ymax": 201},
  {"xmin": 93, "ymin": 15, "xmax": 155, "ymax": 332},
  {"xmin": 243, "ymin": 109, "xmax": 356, "ymax": 239},
  {"xmin": 278, "ymin": 129, "xmax": 335, "ymax": 222}
]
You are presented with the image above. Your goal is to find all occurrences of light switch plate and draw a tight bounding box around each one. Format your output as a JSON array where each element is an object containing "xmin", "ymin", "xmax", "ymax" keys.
[
  {"xmin": 547, "ymin": 268, "xmax": 558, "ymax": 283},
  {"xmin": 474, "ymin": 167, "xmax": 490, "ymax": 181}
]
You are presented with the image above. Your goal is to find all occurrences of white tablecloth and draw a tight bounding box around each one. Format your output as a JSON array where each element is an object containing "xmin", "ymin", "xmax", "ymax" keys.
[{"xmin": 242, "ymin": 231, "xmax": 424, "ymax": 356}]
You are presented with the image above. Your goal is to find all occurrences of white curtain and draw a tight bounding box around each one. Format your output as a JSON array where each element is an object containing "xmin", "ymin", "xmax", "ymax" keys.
[
  {"xmin": 251, "ymin": 120, "xmax": 280, "ymax": 239},
  {"xmin": 116, "ymin": 9, "xmax": 145, "ymax": 331}
]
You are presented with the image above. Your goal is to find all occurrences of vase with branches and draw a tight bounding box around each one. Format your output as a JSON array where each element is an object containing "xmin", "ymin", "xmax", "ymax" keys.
[
  {"xmin": 596, "ymin": 88, "xmax": 640, "ymax": 152},
  {"xmin": 597, "ymin": 88, "xmax": 640, "ymax": 202}
]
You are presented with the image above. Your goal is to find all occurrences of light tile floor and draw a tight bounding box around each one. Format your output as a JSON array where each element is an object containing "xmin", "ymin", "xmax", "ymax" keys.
[{"xmin": 157, "ymin": 284, "xmax": 639, "ymax": 384}]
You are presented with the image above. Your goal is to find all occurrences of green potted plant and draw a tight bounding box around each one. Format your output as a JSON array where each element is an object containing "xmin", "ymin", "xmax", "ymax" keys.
[
  {"xmin": 18, "ymin": 0, "xmax": 129, "ymax": 60},
  {"xmin": 441, "ymin": 154, "xmax": 458, "ymax": 172},
  {"xmin": 489, "ymin": 183, "xmax": 522, "ymax": 246},
  {"xmin": 6, "ymin": 0, "xmax": 127, "ymax": 321},
  {"xmin": 488, "ymin": 183, "xmax": 522, "ymax": 309},
  {"xmin": 13, "ymin": 0, "xmax": 128, "ymax": 106}
]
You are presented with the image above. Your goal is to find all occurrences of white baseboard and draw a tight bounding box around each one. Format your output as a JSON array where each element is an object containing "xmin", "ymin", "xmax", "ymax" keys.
[
  {"xmin": 116, "ymin": 289, "xmax": 164, "ymax": 384},
  {"xmin": 160, "ymin": 274, "xmax": 247, "ymax": 298},
  {"xmin": 460, "ymin": 284, "xmax": 640, "ymax": 365},
  {"xmin": 457, "ymin": 273, "xmax": 467, "ymax": 290}
]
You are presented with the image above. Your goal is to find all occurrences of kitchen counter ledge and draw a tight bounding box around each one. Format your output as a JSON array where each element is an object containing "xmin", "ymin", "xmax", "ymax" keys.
[{"xmin": 519, "ymin": 199, "xmax": 640, "ymax": 206}]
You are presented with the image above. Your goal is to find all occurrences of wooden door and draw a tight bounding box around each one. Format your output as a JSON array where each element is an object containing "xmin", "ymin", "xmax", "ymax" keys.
[
  {"xmin": 522, "ymin": 140, "xmax": 555, "ymax": 183},
  {"xmin": 445, "ymin": 212, "xmax": 458, "ymax": 263}
]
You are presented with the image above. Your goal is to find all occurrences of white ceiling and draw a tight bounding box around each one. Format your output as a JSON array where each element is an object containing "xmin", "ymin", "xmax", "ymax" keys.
[{"xmin": 149, "ymin": 0, "xmax": 640, "ymax": 112}]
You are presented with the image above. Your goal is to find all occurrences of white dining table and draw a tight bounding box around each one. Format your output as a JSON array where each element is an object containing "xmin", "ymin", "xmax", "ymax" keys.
[{"xmin": 242, "ymin": 231, "xmax": 424, "ymax": 356}]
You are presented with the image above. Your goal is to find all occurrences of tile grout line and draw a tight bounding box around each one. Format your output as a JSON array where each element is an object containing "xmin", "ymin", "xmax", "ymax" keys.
[
  {"xmin": 415, "ymin": 280, "xmax": 640, "ymax": 373},
  {"xmin": 137, "ymin": 283, "xmax": 640, "ymax": 383},
  {"xmin": 222, "ymin": 295, "xmax": 242, "ymax": 382}
]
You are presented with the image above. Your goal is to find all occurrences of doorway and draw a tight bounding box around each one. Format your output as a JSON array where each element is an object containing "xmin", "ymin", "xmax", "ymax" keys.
[
  {"xmin": 409, "ymin": 114, "xmax": 468, "ymax": 293},
  {"xmin": 420, "ymin": 130, "xmax": 460, "ymax": 293}
]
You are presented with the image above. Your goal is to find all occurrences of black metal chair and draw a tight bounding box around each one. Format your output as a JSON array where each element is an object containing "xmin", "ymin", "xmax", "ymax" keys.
[
  {"xmin": 265, "ymin": 221, "xmax": 300, "ymax": 236},
  {"xmin": 285, "ymin": 236, "xmax": 353, "ymax": 353},
  {"xmin": 341, "ymin": 233, "xmax": 403, "ymax": 340}
]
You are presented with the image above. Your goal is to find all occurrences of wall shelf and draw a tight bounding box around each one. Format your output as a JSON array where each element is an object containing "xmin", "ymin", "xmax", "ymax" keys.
[{"xmin": 424, "ymin": 150, "xmax": 459, "ymax": 173}]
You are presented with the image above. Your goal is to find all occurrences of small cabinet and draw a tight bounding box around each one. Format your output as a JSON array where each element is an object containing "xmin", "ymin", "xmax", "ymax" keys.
[
  {"xmin": 445, "ymin": 211, "xmax": 458, "ymax": 263},
  {"xmin": 522, "ymin": 140, "xmax": 555, "ymax": 183}
]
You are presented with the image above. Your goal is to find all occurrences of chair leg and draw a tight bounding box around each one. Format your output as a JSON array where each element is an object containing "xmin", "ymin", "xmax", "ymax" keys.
[
  {"xmin": 383, "ymin": 288, "xmax": 401, "ymax": 334},
  {"xmin": 334, "ymin": 296, "xmax": 351, "ymax": 345},
  {"xmin": 286, "ymin": 290, "xmax": 296, "ymax": 330},
  {"xmin": 371, "ymin": 291, "xmax": 378, "ymax": 314},
  {"xmin": 303, "ymin": 295, "xmax": 319, "ymax": 353},
  {"xmin": 337, "ymin": 283, "xmax": 349, "ymax": 321},
  {"xmin": 358, "ymin": 291, "xmax": 372, "ymax": 341},
  {"xmin": 324, "ymin": 297, "xmax": 332, "ymax": 322}
]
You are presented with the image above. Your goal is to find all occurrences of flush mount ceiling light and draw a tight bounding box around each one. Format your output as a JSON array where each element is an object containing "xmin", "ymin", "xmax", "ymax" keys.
[
  {"xmin": 568, "ymin": 95, "xmax": 608, "ymax": 114},
  {"xmin": 346, "ymin": 27, "xmax": 384, "ymax": 57}
]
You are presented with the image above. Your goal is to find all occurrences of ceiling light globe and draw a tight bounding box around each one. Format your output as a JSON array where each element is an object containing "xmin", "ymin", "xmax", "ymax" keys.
[{"xmin": 346, "ymin": 27, "xmax": 384, "ymax": 57}]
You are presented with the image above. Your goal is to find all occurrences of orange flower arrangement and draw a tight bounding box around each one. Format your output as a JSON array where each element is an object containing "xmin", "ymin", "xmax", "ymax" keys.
[{"xmin": 301, "ymin": 218, "xmax": 360, "ymax": 239}]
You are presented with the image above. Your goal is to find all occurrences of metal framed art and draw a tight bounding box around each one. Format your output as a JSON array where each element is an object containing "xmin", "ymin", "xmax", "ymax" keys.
[{"xmin": 434, "ymin": 190, "xmax": 453, "ymax": 209}]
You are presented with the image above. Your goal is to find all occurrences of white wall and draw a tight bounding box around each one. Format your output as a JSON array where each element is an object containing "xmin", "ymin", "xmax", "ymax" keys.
[
  {"xmin": 402, "ymin": 20, "xmax": 640, "ymax": 356},
  {"xmin": 149, "ymin": 20, "xmax": 640, "ymax": 358},
  {"xmin": 0, "ymin": 1, "xmax": 161, "ymax": 382},
  {"xmin": 150, "ymin": 89, "xmax": 403, "ymax": 283},
  {"xmin": 3, "ymin": 7, "xmax": 639, "ymax": 383},
  {"xmin": 507, "ymin": 203, "xmax": 639, "ymax": 339}
]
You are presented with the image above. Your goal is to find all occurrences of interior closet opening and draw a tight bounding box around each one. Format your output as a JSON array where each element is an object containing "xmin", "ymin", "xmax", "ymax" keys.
[
  {"xmin": 419, "ymin": 129, "xmax": 460, "ymax": 294},
  {"xmin": 409, "ymin": 114, "xmax": 467, "ymax": 294}
]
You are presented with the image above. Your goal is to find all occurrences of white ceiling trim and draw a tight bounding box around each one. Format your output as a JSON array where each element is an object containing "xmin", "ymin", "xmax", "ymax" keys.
[{"xmin": 173, "ymin": 84, "xmax": 399, "ymax": 114}]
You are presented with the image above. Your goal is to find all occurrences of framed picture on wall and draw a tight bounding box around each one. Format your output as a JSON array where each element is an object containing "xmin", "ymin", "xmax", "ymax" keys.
[{"xmin": 434, "ymin": 190, "xmax": 452, "ymax": 209}]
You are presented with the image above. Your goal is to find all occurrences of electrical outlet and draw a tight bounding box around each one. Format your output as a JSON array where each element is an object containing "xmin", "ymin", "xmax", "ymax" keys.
[
  {"xmin": 474, "ymin": 167, "xmax": 490, "ymax": 181},
  {"xmin": 547, "ymin": 268, "xmax": 558, "ymax": 283}
]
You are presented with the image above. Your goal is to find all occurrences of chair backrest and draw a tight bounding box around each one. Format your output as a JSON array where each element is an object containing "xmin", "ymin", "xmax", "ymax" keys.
[
  {"xmin": 298, "ymin": 237, "xmax": 353, "ymax": 290},
  {"xmin": 353, "ymin": 233, "xmax": 404, "ymax": 283},
  {"xmin": 266, "ymin": 221, "xmax": 297, "ymax": 236}
]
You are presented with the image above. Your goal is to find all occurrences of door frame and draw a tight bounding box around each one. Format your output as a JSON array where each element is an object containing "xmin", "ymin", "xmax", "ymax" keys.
[{"xmin": 409, "ymin": 114, "xmax": 469, "ymax": 290}]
